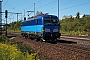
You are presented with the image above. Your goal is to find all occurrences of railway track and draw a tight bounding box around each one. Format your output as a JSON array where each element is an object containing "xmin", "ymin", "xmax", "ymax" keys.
[
  {"xmin": 61, "ymin": 36, "xmax": 90, "ymax": 41},
  {"xmin": 60, "ymin": 34, "xmax": 90, "ymax": 45},
  {"xmin": 3, "ymin": 31, "xmax": 90, "ymax": 46},
  {"xmin": 2, "ymin": 32, "xmax": 90, "ymax": 60},
  {"xmin": 9, "ymin": 32, "xmax": 90, "ymax": 44}
]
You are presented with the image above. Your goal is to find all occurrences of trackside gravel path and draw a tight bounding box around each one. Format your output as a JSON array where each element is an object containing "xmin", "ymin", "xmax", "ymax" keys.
[{"xmin": 10, "ymin": 33, "xmax": 90, "ymax": 60}]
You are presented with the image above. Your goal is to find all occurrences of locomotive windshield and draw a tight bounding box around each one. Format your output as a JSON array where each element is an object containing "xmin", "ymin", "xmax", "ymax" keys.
[{"xmin": 44, "ymin": 18, "xmax": 59, "ymax": 24}]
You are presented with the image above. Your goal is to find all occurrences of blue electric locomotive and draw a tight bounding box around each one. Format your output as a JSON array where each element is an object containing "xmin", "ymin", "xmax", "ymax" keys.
[{"xmin": 21, "ymin": 14, "xmax": 61, "ymax": 42}]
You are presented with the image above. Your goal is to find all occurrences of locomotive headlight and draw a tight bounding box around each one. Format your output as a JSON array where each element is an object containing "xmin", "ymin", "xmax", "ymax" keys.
[
  {"xmin": 45, "ymin": 28, "xmax": 50, "ymax": 32},
  {"xmin": 58, "ymin": 28, "xmax": 60, "ymax": 32},
  {"xmin": 42, "ymin": 28, "xmax": 45, "ymax": 32},
  {"xmin": 53, "ymin": 28, "xmax": 58, "ymax": 32},
  {"xmin": 42, "ymin": 28, "xmax": 50, "ymax": 32}
]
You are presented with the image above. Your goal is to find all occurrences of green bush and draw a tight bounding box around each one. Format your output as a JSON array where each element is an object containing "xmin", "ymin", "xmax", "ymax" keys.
[
  {"xmin": 0, "ymin": 36, "xmax": 11, "ymax": 44},
  {"xmin": 0, "ymin": 36, "xmax": 40, "ymax": 60},
  {"xmin": 0, "ymin": 43, "xmax": 39, "ymax": 60}
]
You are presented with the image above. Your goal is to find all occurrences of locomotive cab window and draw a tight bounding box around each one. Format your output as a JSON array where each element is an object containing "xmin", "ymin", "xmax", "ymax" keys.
[
  {"xmin": 44, "ymin": 18, "xmax": 59, "ymax": 24},
  {"xmin": 51, "ymin": 19, "xmax": 58, "ymax": 23}
]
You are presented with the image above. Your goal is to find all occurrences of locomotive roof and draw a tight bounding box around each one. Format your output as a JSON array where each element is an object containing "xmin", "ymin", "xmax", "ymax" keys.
[
  {"xmin": 37, "ymin": 15, "xmax": 58, "ymax": 19},
  {"xmin": 22, "ymin": 15, "xmax": 58, "ymax": 22}
]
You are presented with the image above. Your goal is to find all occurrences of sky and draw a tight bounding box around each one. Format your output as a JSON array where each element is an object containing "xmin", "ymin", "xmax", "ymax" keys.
[{"xmin": 1, "ymin": 0, "xmax": 90, "ymax": 23}]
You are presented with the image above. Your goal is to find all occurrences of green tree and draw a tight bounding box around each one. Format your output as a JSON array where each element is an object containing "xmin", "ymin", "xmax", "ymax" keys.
[
  {"xmin": 82, "ymin": 14, "xmax": 85, "ymax": 18},
  {"xmin": 60, "ymin": 12, "xmax": 90, "ymax": 35},
  {"xmin": 76, "ymin": 12, "xmax": 80, "ymax": 19}
]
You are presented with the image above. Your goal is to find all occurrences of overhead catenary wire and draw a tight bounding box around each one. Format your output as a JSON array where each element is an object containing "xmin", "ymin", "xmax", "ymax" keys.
[
  {"xmin": 50, "ymin": 1, "xmax": 90, "ymax": 14},
  {"xmin": 4, "ymin": 0, "xmax": 10, "ymax": 4},
  {"xmin": 36, "ymin": 0, "xmax": 56, "ymax": 10},
  {"xmin": 45, "ymin": 0, "xmax": 74, "ymax": 14},
  {"xmin": 24, "ymin": 0, "xmax": 57, "ymax": 17},
  {"xmin": 36, "ymin": 0, "xmax": 74, "ymax": 13},
  {"xmin": 61, "ymin": 1, "xmax": 90, "ymax": 10},
  {"xmin": 44, "ymin": 0, "xmax": 57, "ymax": 11},
  {"xmin": 2, "ymin": 0, "xmax": 90, "ymax": 23},
  {"xmin": 15, "ymin": 0, "xmax": 43, "ymax": 18},
  {"xmin": 21, "ymin": 0, "xmax": 43, "ymax": 11},
  {"xmin": 60, "ymin": 0, "xmax": 75, "ymax": 6},
  {"xmin": 43, "ymin": 0, "xmax": 59, "ymax": 16},
  {"xmin": 3, "ymin": 1, "xmax": 23, "ymax": 23},
  {"xmin": 3, "ymin": 2, "xmax": 20, "ymax": 12},
  {"xmin": 36, "ymin": 0, "xmax": 75, "ymax": 13},
  {"xmin": 3, "ymin": 0, "xmax": 57, "ymax": 15},
  {"xmin": 36, "ymin": 0, "xmax": 74, "ymax": 14}
]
